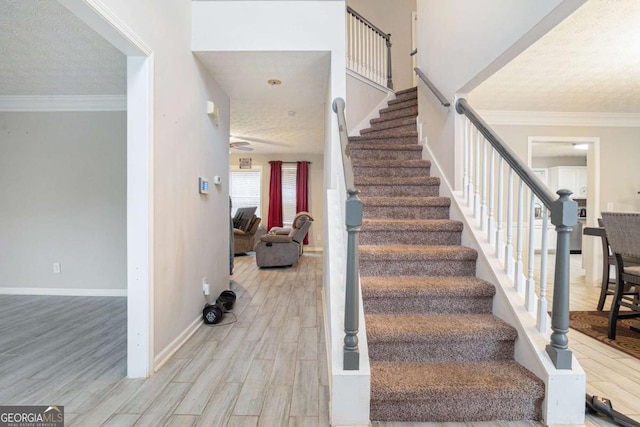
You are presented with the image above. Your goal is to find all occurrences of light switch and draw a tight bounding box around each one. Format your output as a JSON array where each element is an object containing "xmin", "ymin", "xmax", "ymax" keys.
[{"xmin": 199, "ymin": 177, "xmax": 209, "ymax": 194}]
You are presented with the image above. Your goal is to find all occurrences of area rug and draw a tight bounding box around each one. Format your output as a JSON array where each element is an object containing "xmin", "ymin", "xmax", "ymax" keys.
[{"xmin": 569, "ymin": 311, "xmax": 640, "ymax": 360}]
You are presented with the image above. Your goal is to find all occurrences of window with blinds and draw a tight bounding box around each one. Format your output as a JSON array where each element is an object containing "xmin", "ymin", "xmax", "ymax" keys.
[
  {"xmin": 282, "ymin": 165, "xmax": 297, "ymax": 225},
  {"xmin": 230, "ymin": 169, "xmax": 261, "ymax": 218}
]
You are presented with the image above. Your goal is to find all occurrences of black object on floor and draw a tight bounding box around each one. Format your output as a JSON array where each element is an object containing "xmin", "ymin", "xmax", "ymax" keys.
[
  {"xmin": 586, "ymin": 394, "xmax": 640, "ymax": 427},
  {"xmin": 203, "ymin": 290, "xmax": 237, "ymax": 325}
]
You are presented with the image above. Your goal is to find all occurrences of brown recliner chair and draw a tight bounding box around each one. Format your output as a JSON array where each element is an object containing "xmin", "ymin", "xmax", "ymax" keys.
[
  {"xmin": 254, "ymin": 212, "xmax": 313, "ymax": 267},
  {"xmin": 233, "ymin": 215, "xmax": 261, "ymax": 255}
]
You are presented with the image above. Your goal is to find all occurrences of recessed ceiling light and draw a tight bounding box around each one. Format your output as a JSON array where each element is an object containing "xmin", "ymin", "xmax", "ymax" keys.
[
  {"xmin": 287, "ymin": 110, "xmax": 296, "ymax": 117},
  {"xmin": 267, "ymin": 79, "xmax": 282, "ymax": 86},
  {"xmin": 573, "ymin": 143, "xmax": 589, "ymax": 150}
]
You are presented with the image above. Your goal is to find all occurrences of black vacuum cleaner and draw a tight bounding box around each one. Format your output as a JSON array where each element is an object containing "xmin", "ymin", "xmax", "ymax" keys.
[
  {"xmin": 202, "ymin": 290, "xmax": 236, "ymax": 325},
  {"xmin": 586, "ymin": 394, "xmax": 640, "ymax": 427}
]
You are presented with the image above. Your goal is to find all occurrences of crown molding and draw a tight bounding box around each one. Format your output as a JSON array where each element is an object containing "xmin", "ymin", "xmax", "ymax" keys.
[
  {"xmin": 0, "ymin": 95, "xmax": 127, "ymax": 112},
  {"xmin": 477, "ymin": 110, "xmax": 640, "ymax": 127}
]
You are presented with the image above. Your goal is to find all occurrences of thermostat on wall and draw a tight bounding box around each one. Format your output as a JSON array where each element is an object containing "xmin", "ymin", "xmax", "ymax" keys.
[{"xmin": 199, "ymin": 177, "xmax": 209, "ymax": 194}]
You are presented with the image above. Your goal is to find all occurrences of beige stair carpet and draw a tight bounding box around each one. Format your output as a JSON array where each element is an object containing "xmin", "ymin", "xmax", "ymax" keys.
[{"xmin": 351, "ymin": 86, "xmax": 544, "ymax": 423}]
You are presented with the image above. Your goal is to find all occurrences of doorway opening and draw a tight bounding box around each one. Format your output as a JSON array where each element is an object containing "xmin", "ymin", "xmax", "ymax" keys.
[{"xmin": 527, "ymin": 136, "xmax": 601, "ymax": 286}]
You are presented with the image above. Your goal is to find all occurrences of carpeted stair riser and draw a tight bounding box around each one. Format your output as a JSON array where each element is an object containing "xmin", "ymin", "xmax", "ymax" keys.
[
  {"xmin": 364, "ymin": 294, "xmax": 492, "ymax": 315},
  {"xmin": 353, "ymin": 165, "xmax": 429, "ymax": 178},
  {"xmin": 361, "ymin": 196, "xmax": 451, "ymax": 220},
  {"xmin": 352, "ymin": 159, "xmax": 430, "ymax": 178},
  {"xmin": 379, "ymin": 99, "xmax": 417, "ymax": 115},
  {"xmin": 363, "ymin": 205, "xmax": 450, "ymax": 220},
  {"xmin": 362, "ymin": 276, "xmax": 495, "ymax": 314},
  {"xmin": 360, "ymin": 259, "xmax": 475, "ymax": 277},
  {"xmin": 388, "ymin": 89, "xmax": 417, "ymax": 104},
  {"xmin": 358, "ymin": 184, "xmax": 439, "ymax": 197},
  {"xmin": 349, "ymin": 147, "xmax": 422, "ymax": 161},
  {"xmin": 360, "ymin": 124, "xmax": 417, "ymax": 138},
  {"xmin": 369, "ymin": 361, "xmax": 544, "ymax": 422},
  {"xmin": 360, "ymin": 245, "xmax": 477, "ymax": 277},
  {"xmin": 366, "ymin": 116, "xmax": 416, "ymax": 133},
  {"xmin": 371, "ymin": 397, "xmax": 541, "ymax": 423},
  {"xmin": 366, "ymin": 313, "xmax": 516, "ymax": 362},
  {"xmin": 373, "ymin": 105, "xmax": 418, "ymax": 123},
  {"xmin": 360, "ymin": 230, "xmax": 460, "ymax": 246},
  {"xmin": 349, "ymin": 135, "xmax": 418, "ymax": 145},
  {"xmin": 360, "ymin": 219, "xmax": 462, "ymax": 245}
]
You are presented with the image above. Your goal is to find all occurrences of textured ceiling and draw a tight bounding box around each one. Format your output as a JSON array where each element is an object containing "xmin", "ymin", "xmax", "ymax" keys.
[
  {"xmin": 0, "ymin": 0, "xmax": 126, "ymax": 96},
  {"xmin": 195, "ymin": 51, "xmax": 330, "ymax": 155},
  {"xmin": 470, "ymin": 0, "xmax": 640, "ymax": 113}
]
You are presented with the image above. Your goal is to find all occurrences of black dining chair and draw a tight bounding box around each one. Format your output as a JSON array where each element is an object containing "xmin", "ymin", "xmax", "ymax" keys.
[
  {"xmin": 601, "ymin": 212, "xmax": 640, "ymax": 340},
  {"xmin": 596, "ymin": 217, "xmax": 617, "ymax": 311}
]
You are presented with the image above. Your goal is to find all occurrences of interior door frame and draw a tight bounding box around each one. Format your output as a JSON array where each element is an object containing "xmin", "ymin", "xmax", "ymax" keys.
[
  {"xmin": 527, "ymin": 136, "xmax": 601, "ymax": 285},
  {"xmin": 58, "ymin": 0, "xmax": 154, "ymax": 378}
]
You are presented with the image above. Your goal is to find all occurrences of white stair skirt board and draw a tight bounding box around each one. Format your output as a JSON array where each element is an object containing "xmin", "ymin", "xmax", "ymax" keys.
[
  {"xmin": 422, "ymin": 140, "xmax": 586, "ymax": 425},
  {"xmin": 0, "ymin": 287, "xmax": 127, "ymax": 297}
]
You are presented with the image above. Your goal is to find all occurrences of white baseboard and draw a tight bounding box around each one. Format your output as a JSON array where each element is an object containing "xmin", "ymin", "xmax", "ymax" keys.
[
  {"xmin": 0, "ymin": 287, "xmax": 127, "ymax": 297},
  {"xmin": 153, "ymin": 315, "xmax": 203, "ymax": 372},
  {"xmin": 305, "ymin": 246, "xmax": 323, "ymax": 252}
]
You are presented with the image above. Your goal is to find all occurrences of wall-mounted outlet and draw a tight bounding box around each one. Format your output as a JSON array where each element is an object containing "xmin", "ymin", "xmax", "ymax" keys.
[
  {"xmin": 53, "ymin": 262, "xmax": 61, "ymax": 274},
  {"xmin": 316, "ymin": 234, "xmax": 322, "ymax": 241},
  {"xmin": 607, "ymin": 202, "xmax": 614, "ymax": 211},
  {"xmin": 202, "ymin": 277, "xmax": 210, "ymax": 296}
]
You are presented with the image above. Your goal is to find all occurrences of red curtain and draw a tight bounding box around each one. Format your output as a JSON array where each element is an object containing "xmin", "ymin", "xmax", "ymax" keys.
[
  {"xmin": 268, "ymin": 161, "xmax": 283, "ymax": 230},
  {"xmin": 296, "ymin": 161, "xmax": 310, "ymax": 244}
]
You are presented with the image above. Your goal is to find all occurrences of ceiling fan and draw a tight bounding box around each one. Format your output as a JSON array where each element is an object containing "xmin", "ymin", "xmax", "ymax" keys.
[{"xmin": 229, "ymin": 141, "xmax": 253, "ymax": 152}]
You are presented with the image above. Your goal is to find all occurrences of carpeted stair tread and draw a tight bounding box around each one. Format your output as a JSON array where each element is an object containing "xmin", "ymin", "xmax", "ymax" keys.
[
  {"xmin": 355, "ymin": 176, "xmax": 439, "ymax": 186},
  {"xmin": 361, "ymin": 196, "xmax": 450, "ymax": 207},
  {"xmin": 352, "ymin": 159, "xmax": 430, "ymax": 168},
  {"xmin": 369, "ymin": 361, "xmax": 544, "ymax": 421},
  {"xmin": 360, "ymin": 125, "xmax": 417, "ymax": 137},
  {"xmin": 362, "ymin": 275, "xmax": 494, "ymax": 297},
  {"xmin": 389, "ymin": 90, "xmax": 417, "ymax": 105},
  {"xmin": 379, "ymin": 100, "xmax": 417, "ymax": 115},
  {"xmin": 366, "ymin": 313, "xmax": 516, "ymax": 343},
  {"xmin": 394, "ymin": 87, "xmax": 418, "ymax": 96},
  {"xmin": 373, "ymin": 105, "xmax": 418, "ymax": 122},
  {"xmin": 362, "ymin": 219, "xmax": 462, "ymax": 232},
  {"xmin": 366, "ymin": 116, "xmax": 416, "ymax": 132},
  {"xmin": 360, "ymin": 245, "xmax": 477, "ymax": 261}
]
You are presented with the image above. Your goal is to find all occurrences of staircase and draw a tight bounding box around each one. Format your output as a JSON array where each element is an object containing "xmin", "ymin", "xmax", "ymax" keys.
[{"xmin": 350, "ymin": 87, "xmax": 545, "ymax": 423}]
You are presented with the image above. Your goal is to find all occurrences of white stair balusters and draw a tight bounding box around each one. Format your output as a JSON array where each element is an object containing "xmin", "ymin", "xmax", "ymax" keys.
[
  {"xmin": 346, "ymin": 7, "xmax": 392, "ymax": 89},
  {"xmin": 526, "ymin": 191, "xmax": 536, "ymax": 312},
  {"xmin": 496, "ymin": 157, "xmax": 504, "ymax": 259}
]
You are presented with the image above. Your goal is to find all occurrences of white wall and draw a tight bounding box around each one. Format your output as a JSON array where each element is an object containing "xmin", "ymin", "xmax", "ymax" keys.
[
  {"xmin": 493, "ymin": 124, "xmax": 640, "ymax": 213},
  {"xmin": 532, "ymin": 156, "xmax": 586, "ymax": 168},
  {"xmin": 0, "ymin": 112, "xmax": 126, "ymax": 294},
  {"xmin": 229, "ymin": 153, "xmax": 324, "ymax": 249},
  {"xmin": 347, "ymin": 0, "xmax": 416, "ymax": 91},
  {"xmin": 92, "ymin": 0, "xmax": 232, "ymax": 361},
  {"xmin": 415, "ymin": 0, "xmax": 584, "ymax": 188},
  {"xmin": 346, "ymin": 72, "xmax": 393, "ymax": 135}
]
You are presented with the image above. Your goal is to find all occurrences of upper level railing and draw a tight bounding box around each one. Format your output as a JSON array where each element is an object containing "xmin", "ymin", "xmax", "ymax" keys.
[
  {"xmin": 332, "ymin": 97, "xmax": 362, "ymax": 370},
  {"xmin": 455, "ymin": 98, "xmax": 577, "ymax": 369},
  {"xmin": 346, "ymin": 7, "xmax": 393, "ymax": 89},
  {"xmin": 414, "ymin": 67, "xmax": 450, "ymax": 107}
]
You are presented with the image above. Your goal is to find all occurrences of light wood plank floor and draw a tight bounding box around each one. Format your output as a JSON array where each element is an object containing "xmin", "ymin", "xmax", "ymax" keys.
[{"xmin": 0, "ymin": 253, "xmax": 635, "ymax": 426}]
